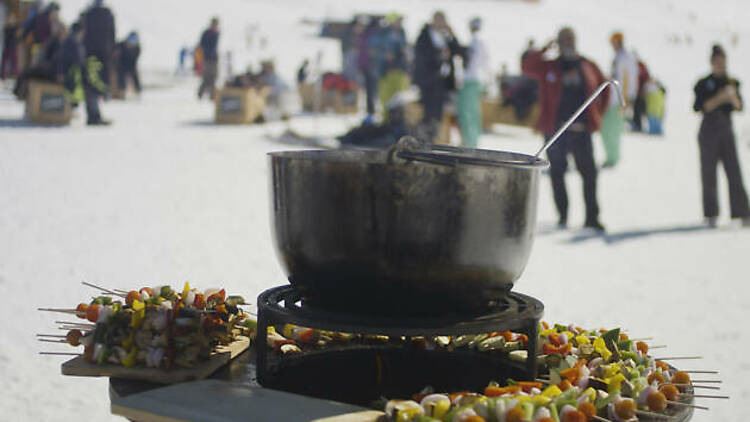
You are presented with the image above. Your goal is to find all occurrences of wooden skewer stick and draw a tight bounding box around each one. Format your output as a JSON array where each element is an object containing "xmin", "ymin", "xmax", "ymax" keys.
[
  {"xmin": 648, "ymin": 345, "xmax": 667, "ymax": 349},
  {"xmin": 38, "ymin": 338, "xmax": 67, "ymax": 343},
  {"xmin": 661, "ymin": 383, "xmax": 720, "ymax": 391},
  {"xmin": 55, "ymin": 320, "xmax": 94, "ymax": 326},
  {"xmin": 535, "ymin": 379, "xmax": 552, "ymax": 384},
  {"xmin": 629, "ymin": 337, "xmax": 654, "ymax": 341},
  {"xmin": 655, "ymin": 356, "xmax": 703, "ymax": 360},
  {"xmin": 81, "ymin": 281, "xmax": 126, "ymax": 297},
  {"xmin": 682, "ymin": 370, "xmax": 719, "ymax": 374},
  {"xmin": 592, "ymin": 416, "xmax": 614, "ymax": 422},
  {"xmin": 682, "ymin": 394, "xmax": 729, "ymax": 399},
  {"xmin": 38, "ymin": 307, "xmax": 77, "ymax": 314},
  {"xmin": 58, "ymin": 326, "xmax": 93, "ymax": 331},
  {"xmin": 113, "ymin": 289, "xmax": 129, "ymax": 294},
  {"xmin": 666, "ymin": 400, "xmax": 709, "ymax": 410},
  {"xmin": 39, "ymin": 352, "xmax": 80, "ymax": 356},
  {"xmin": 690, "ymin": 380, "xmax": 722, "ymax": 384},
  {"xmin": 37, "ymin": 334, "xmax": 66, "ymax": 338},
  {"xmin": 635, "ymin": 410, "xmax": 675, "ymax": 419}
]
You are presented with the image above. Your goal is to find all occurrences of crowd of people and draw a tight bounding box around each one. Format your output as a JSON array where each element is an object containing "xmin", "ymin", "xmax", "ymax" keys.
[
  {"xmin": 1, "ymin": 0, "xmax": 140, "ymax": 125},
  {"xmin": 1, "ymin": 6, "xmax": 748, "ymax": 229}
]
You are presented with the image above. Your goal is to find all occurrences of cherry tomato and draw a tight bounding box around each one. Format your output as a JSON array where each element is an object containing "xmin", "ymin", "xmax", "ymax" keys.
[
  {"xmin": 578, "ymin": 402, "xmax": 597, "ymax": 421},
  {"xmin": 506, "ymin": 408, "xmax": 525, "ymax": 422},
  {"xmin": 647, "ymin": 391, "xmax": 667, "ymax": 412},
  {"xmin": 614, "ymin": 399, "xmax": 636, "ymax": 420},
  {"xmin": 125, "ymin": 290, "xmax": 139, "ymax": 306},
  {"xmin": 86, "ymin": 303, "xmax": 100, "ymax": 323},
  {"xmin": 636, "ymin": 341, "xmax": 649, "ymax": 354},
  {"xmin": 562, "ymin": 410, "xmax": 587, "ymax": 422},
  {"xmin": 75, "ymin": 303, "xmax": 88, "ymax": 319},
  {"xmin": 648, "ymin": 372, "xmax": 665, "ymax": 385},
  {"xmin": 659, "ymin": 384, "xmax": 680, "ymax": 401},
  {"xmin": 66, "ymin": 329, "xmax": 82, "ymax": 346}
]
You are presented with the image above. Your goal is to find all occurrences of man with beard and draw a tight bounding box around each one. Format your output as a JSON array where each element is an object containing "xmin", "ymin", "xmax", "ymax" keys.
[{"xmin": 522, "ymin": 27, "xmax": 609, "ymax": 231}]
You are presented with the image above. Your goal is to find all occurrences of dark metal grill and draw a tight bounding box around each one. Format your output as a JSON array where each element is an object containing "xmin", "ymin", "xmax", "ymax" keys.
[{"xmin": 255, "ymin": 285, "xmax": 544, "ymax": 406}]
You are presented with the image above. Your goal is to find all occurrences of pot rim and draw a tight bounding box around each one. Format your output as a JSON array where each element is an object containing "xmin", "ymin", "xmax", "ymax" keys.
[{"xmin": 268, "ymin": 148, "xmax": 550, "ymax": 170}]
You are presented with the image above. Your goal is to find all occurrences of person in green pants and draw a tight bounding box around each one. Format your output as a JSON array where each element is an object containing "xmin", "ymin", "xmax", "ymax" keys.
[
  {"xmin": 601, "ymin": 32, "xmax": 638, "ymax": 168},
  {"xmin": 457, "ymin": 17, "xmax": 488, "ymax": 148}
]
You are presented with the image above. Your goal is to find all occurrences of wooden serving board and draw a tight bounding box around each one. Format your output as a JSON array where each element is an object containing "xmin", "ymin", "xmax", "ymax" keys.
[{"xmin": 62, "ymin": 336, "xmax": 250, "ymax": 384}]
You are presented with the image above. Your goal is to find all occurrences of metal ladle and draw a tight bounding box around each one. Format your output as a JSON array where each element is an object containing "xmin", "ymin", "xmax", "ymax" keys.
[{"xmin": 533, "ymin": 79, "xmax": 625, "ymax": 160}]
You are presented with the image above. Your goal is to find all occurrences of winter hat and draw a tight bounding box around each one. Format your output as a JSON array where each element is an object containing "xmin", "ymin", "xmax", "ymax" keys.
[
  {"xmin": 385, "ymin": 12, "xmax": 401, "ymax": 25},
  {"xmin": 469, "ymin": 17, "xmax": 482, "ymax": 31}
]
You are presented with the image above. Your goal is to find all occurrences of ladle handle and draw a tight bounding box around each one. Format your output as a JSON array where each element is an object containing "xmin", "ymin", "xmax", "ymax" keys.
[{"xmin": 533, "ymin": 79, "xmax": 625, "ymax": 160}]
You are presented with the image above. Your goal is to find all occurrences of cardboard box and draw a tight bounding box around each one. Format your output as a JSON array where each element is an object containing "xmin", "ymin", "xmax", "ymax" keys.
[
  {"xmin": 214, "ymin": 86, "xmax": 270, "ymax": 124},
  {"xmin": 321, "ymin": 89, "xmax": 358, "ymax": 115},
  {"xmin": 25, "ymin": 81, "xmax": 72, "ymax": 125}
]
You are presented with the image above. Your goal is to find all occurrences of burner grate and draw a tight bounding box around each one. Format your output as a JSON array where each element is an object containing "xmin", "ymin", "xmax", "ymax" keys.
[{"xmin": 255, "ymin": 285, "xmax": 544, "ymax": 405}]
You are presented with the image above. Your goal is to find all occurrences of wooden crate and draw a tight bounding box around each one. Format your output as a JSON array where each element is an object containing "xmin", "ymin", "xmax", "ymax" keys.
[
  {"xmin": 298, "ymin": 83, "xmax": 317, "ymax": 112},
  {"xmin": 25, "ymin": 81, "xmax": 72, "ymax": 125},
  {"xmin": 482, "ymin": 99, "xmax": 540, "ymax": 130},
  {"xmin": 322, "ymin": 89, "xmax": 358, "ymax": 115},
  {"xmin": 214, "ymin": 86, "xmax": 270, "ymax": 124}
]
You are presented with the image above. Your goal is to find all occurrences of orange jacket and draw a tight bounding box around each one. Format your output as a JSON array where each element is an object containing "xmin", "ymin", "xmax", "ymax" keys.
[{"xmin": 521, "ymin": 48, "xmax": 609, "ymax": 135}]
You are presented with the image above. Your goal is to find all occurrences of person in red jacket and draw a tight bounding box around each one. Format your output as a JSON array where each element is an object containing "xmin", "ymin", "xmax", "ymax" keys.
[{"xmin": 522, "ymin": 27, "xmax": 609, "ymax": 231}]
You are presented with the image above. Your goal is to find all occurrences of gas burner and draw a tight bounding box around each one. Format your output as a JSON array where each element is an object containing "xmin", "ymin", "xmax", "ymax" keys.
[{"xmin": 255, "ymin": 285, "xmax": 544, "ymax": 406}]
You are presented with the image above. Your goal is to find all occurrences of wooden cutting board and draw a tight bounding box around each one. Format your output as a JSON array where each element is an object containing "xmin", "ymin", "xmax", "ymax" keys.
[
  {"xmin": 62, "ymin": 336, "xmax": 250, "ymax": 384},
  {"xmin": 111, "ymin": 379, "xmax": 382, "ymax": 422}
]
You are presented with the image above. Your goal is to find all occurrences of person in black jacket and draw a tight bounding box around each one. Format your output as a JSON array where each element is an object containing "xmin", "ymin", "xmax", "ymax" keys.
[
  {"xmin": 82, "ymin": 0, "xmax": 116, "ymax": 125},
  {"xmin": 115, "ymin": 31, "xmax": 141, "ymax": 94},
  {"xmin": 413, "ymin": 11, "xmax": 462, "ymax": 141},
  {"xmin": 57, "ymin": 22, "xmax": 85, "ymax": 106},
  {"xmin": 693, "ymin": 45, "xmax": 750, "ymax": 227},
  {"xmin": 198, "ymin": 17, "xmax": 220, "ymax": 100}
]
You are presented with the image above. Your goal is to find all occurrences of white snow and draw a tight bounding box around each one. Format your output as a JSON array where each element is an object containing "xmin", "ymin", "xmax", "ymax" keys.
[{"xmin": 1, "ymin": 0, "xmax": 749, "ymax": 421}]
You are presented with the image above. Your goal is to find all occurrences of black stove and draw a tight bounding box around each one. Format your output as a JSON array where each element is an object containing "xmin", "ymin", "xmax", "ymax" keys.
[{"xmin": 255, "ymin": 285, "xmax": 544, "ymax": 406}]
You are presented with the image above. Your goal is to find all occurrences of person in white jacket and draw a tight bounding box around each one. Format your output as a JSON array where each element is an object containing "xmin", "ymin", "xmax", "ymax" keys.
[
  {"xmin": 601, "ymin": 32, "xmax": 638, "ymax": 168},
  {"xmin": 457, "ymin": 17, "xmax": 489, "ymax": 148}
]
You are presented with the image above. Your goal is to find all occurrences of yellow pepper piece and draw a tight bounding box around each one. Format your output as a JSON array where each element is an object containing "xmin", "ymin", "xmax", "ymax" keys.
[
  {"xmin": 563, "ymin": 331, "xmax": 576, "ymax": 341},
  {"xmin": 432, "ymin": 400, "xmax": 451, "ymax": 420},
  {"xmin": 282, "ymin": 324, "xmax": 296, "ymax": 339},
  {"xmin": 516, "ymin": 395, "xmax": 532, "ymax": 403},
  {"xmin": 607, "ymin": 373, "xmax": 626, "ymax": 394},
  {"xmin": 581, "ymin": 387, "xmax": 597, "ymax": 403},
  {"xmin": 540, "ymin": 329, "xmax": 556, "ymax": 337},
  {"xmin": 122, "ymin": 332, "xmax": 135, "ymax": 349},
  {"xmin": 182, "ymin": 282, "xmax": 191, "ymax": 300},
  {"xmin": 602, "ymin": 364, "xmax": 621, "ymax": 379},
  {"xmin": 541, "ymin": 385, "xmax": 563, "ymax": 398},
  {"xmin": 130, "ymin": 300, "xmax": 146, "ymax": 328},
  {"xmin": 121, "ymin": 347, "xmax": 138, "ymax": 368},
  {"xmin": 593, "ymin": 337, "xmax": 612, "ymax": 361},
  {"xmin": 531, "ymin": 395, "xmax": 552, "ymax": 406},
  {"xmin": 396, "ymin": 407, "xmax": 422, "ymax": 422},
  {"xmin": 576, "ymin": 335, "xmax": 591, "ymax": 346}
]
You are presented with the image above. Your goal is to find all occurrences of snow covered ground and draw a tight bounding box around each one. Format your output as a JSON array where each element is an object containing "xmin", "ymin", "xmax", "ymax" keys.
[{"xmin": 1, "ymin": 0, "xmax": 749, "ymax": 420}]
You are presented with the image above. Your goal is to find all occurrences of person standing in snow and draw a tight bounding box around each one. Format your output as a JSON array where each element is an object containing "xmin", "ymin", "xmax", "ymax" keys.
[
  {"xmin": 521, "ymin": 27, "xmax": 609, "ymax": 231},
  {"xmin": 2, "ymin": 13, "xmax": 21, "ymax": 80},
  {"xmin": 457, "ymin": 17, "xmax": 489, "ymax": 148},
  {"xmin": 357, "ymin": 17, "xmax": 379, "ymax": 125},
  {"xmin": 601, "ymin": 32, "xmax": 638, "ymax": 168},
  {"xmin": 115, "ymin": 31, "xmax": 141, "ymax": 95},
  {"xmin": 693, "ymin": 45, "xmax": 750, "ymax": 228},
  {"xmin": 82, "ymin": 0, "xmax": 116, "ymax": 125},
  {"xmin": 413, "ymin": 11, "xmax": 461, "ymax": 141},
  {"xmin": 57, "ymin": 22, "xmax": 86, "ymax": 106},
  {"xmin": 631, "ymin": 58, "xmax": 650, "ymax": 132},
  {"xmin": 197, "ymin": 17, "xmax": 220, "ymax": 100},
  {"xmin": 371, "ymin": 13, "xmax": 410, "ymax": 122}
]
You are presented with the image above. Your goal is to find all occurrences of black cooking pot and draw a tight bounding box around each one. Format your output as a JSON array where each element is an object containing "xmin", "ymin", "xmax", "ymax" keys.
[{"xmin": 269, "ymin": 138, "xmax": 548, "ymax": 314}]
